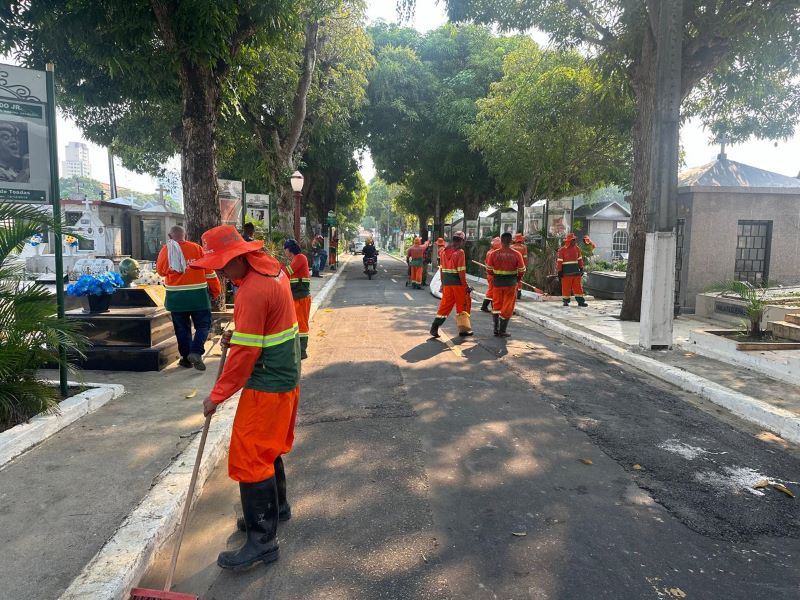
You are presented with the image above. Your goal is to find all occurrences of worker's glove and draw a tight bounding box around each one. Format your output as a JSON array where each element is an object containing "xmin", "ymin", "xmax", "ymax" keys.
[
  {"xmin": 466, "ymin": 286, "xmax": 474, "ymax": 295},
  {"xmin": 579, "ymin": 269, "xmax": 585, "ymax": 276},
  {"xmin": 220, "ymin": 330, "xmax": 233, "ymax": 348},
  {"xmin": 557, "ymin": 271, "xmax": 563, "ymax": 279}
]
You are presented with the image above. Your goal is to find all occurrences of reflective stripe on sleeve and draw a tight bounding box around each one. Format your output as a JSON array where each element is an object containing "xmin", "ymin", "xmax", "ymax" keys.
[{"xmin": 164, "ymin": 282, "xmax": 209, "ymax": 291}]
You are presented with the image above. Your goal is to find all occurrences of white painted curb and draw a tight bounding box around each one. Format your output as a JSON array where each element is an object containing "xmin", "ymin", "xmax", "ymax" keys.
[
  {"xmin": 58, "ymin": 393, "xmax": 240, "ymax": 600},
  {"xmin": 0, "ymin": 381, "xmax": 125, "ymax": 470},
  {"xmin": 309, "ymin": 256, "xmax": 348, "ymax": 322},
  {"xmin": 512, "ymin": 303, "xmax": 800, "ymax": 445}
]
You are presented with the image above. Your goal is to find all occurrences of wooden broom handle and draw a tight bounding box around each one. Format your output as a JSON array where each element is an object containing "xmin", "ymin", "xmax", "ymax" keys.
[{"xmin": 164, "ymin": 343, "xmax": 229, "ymax": 592}]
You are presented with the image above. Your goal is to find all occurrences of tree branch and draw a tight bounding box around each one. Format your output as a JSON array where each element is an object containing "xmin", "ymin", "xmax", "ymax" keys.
[
  {"xmin": 283, "ymin": 20, "xmax": 320, "ymax": 162},
  {"xmin": 565, "ymin": 0, "xmax": 616, "ymax": 47}
]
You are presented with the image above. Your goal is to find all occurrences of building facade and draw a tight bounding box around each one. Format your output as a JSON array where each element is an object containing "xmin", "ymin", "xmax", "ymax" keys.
[
  {"xmin": 61, "ymin": 141, "xmax": 90, "ymax": 177},
  {"xmin": 676, "ymin": 155, "xmax": 800, "ymax": 311}
]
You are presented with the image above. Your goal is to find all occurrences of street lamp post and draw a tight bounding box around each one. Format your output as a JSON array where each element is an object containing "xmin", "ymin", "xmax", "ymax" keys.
[{"xmin": 290, "ymin": 170, "xmax": 304, "ymax": 241}]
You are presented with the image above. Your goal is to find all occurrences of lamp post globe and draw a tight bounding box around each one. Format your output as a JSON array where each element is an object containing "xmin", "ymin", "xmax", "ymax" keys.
[{"xmin": 290, "ymin": 170, "xmax": 304, "ymax": 240}]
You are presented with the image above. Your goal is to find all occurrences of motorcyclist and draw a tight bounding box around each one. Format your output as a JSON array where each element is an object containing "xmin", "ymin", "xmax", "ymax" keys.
[{"xmin": 362, "ymin": 238, "xmax": 378, "ymax": 270}]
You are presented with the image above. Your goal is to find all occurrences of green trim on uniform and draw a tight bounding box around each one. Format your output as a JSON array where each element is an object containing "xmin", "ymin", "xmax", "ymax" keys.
[
  {"xmin": 561, "ymin": 263, "xmax": 581, "ymax": 276},
  {"xmin": 245, "ymin": 335, "xmax": 301, "ymax": 393},
  {"xmin": 165, "ymin": 285, "xmax": 211, "ymax": 312},
  {"xmin": 493, "ymin": 274, "xmax": 519, "ymax": 287},
  {"xmin": 289, "ymin": 279, "xmax": 311, "ymax": 299},
  {"xmin": 409, "ymin": 258, "xmax": 424, "ymax": 267},
  {"xmin": 442, "ymin": 272, "xmax": 463, "ymax": 286}
]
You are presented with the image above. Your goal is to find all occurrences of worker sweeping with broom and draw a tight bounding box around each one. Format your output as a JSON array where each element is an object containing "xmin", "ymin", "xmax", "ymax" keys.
[{"xmin": 191, "ymin": 225, "xmax": 301, "ymax": 571}]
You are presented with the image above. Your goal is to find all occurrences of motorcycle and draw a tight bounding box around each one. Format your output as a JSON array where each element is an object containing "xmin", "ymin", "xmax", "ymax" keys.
[{"xmin": 364, "ymin": 253, "xmax": 378, "ymax": 279}]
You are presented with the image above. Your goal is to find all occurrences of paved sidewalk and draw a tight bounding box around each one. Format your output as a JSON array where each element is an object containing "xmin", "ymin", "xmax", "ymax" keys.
[
  {"xmin": 466, "ymin": 277, "xmax": 800, "ymax": 438},
  {"xmin": 0, "ymin": 269, "xmax": 338, "ymax": 600}
]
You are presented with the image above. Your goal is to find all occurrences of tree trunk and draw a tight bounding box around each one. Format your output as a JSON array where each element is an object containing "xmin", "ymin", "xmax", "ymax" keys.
[
  {"xmin": 620, "ymin": 29, "xmax": 657, "ymax": 322},
  {"xmin": 179, "ymin": 64, "xmax": 221, "ymax": 243},
  {"xmin": 416, "ymin": 211, "xmax": 429, "ymax": 241}
]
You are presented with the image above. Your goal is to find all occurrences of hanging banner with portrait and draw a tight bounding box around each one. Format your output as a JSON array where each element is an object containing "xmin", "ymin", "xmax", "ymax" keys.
[
  {"xmin": 0, "ymin": 64, "xmax": 50, "ymax": 204},
  {"xmin": 218, "ymin": 179, "xmax": 243, "ymax": 226}
]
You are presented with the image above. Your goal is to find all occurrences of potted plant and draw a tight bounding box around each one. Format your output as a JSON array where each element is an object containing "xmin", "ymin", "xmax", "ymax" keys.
[
  {"xmin": 708, "ymin": 280, "xmax": 768, "ymax": 338},
  {"xmin": 67, "ymin": 271, "xmax": 124, "ymax": 314}
]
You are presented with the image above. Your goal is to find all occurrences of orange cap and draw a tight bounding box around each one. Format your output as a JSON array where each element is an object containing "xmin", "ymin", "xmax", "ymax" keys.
[
  {"xmin": 564, "ymin": 232, "xmax": 577, "ymax": 243},
  {"xmin": 491, "ymin": 236, "xmax": 501, "ymax": 250},
  {"xmin": 436, "ymin": 237, "xmax": 446, "ymax": 247},
  {"xmin": 453, "ymin": 231, "xmax": 465, "ymax": 240},
  {"xmin": 514, "ymin": 233, "xmax": 525, "ymax": 242},
  {"xmin": 190, "ymin": 225, "xmax": 267, "ymax": 270}
]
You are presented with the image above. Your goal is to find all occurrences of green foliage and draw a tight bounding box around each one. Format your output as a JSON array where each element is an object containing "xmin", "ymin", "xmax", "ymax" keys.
[
  {"xmin": 708, "ymin": 280, "xmax": 769, "ymax": 338},
  {"xmin": 471, "ymin": 40, "xmax": 633, "ymax": 200},
  {"xmin": 0, "ymin": 203, "xmax": 86, "ymax": 429},
  {"xmin": 364, "ymin": 23, "xmax": 526, "ymax": 222}
]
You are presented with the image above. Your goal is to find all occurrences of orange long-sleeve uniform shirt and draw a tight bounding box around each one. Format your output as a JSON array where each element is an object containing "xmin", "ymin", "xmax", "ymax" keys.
[
  {"xmin": 486, "ymin": 246, "xmax": 526, "ymax": 319},
  {"xmin": 156, "ymin": 240, "xmax": 221, "ymax": 312},
  {"xmin": 435, "ymin": 246, "xmax": 471, "ymax": 320},
  {"xmin": 209, "ymin": 259, "xmax": 301, "ymax": 483},
  {"xmin": 556, "ymin": 243, "xmax": 585, "ymax": 277}
]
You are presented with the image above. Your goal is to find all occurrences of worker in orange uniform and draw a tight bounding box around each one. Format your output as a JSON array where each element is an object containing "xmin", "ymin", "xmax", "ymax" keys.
[
  {"xmin": 557, "ymin": 232, "xmax": 588, "ymax": 307},
  {"xmin": 430, "ymin": 231, "xmax": 473, "ymax": 338},
  {"xmin": 480, "ymin": 236, "xmax": 502, "ymax": 313},
  {"xmin": 283, "ymin": 239, "xmax": 311, "ymax": 360},
  {"xmin": 407, "ymin": 237, "xmax": 426, "ymax": 289},
  {"xmin": 487, "ymin": 232, "xmax": 526, "ymax": 337},
  {"xmin": 511, "ymin": 232, "xmax": 529, "ymax": 300},
  {"xmin": 435, "ymin": 237, "xmax": 446, "ymax": 264},
  {"xmin": 192, "ymin": 225, "xmax": 301, "ymax": 571},
  {"xmin": 157, "ymin": 225, "xmax": 221, "ymax": 371}
]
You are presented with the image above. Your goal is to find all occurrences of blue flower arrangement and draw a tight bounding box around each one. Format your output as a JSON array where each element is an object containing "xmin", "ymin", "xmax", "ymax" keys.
[{"xmin": 67, "ymin": 272, "xmax": 125, "ymax": 297}]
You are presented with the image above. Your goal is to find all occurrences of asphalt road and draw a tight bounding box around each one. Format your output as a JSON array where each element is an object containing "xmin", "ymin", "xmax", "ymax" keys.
[{"xmin": 143, "ymin": 255, "xmax": 800, "ymax": 599}]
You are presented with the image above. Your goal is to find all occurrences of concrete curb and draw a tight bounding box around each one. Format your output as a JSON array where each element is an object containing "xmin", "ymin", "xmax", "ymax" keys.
[
  {"xmin": 512, "ymin": 303, "xmax": 800, "ymax": 445},
  {"xmin": 58, "ymin": 263, "xmax": 345, "ymax": 600},
  {"xmin": 309, "ymin": 257, "xmax": 347, "ymax": 322},
  {"xmin": 0, "ymin": 382, "xmax": 125, "ymax": 471},
  {"xmin": 58, "ymin": 393, "xmax": 240, "ymax": 600}
]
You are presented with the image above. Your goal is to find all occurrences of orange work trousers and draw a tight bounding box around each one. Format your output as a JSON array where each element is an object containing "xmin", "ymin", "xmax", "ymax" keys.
[
  {"xmin": 410, "ymin": 265, "xmax": 423, "ymax": 285},
  {"xmin": 561, "ymin": 275, "xmax": 585, "ymax": 299},
  {"xmin": 485, "ymin": 276, "xmax": 494, "ymax": 302},
  {"xmin": 294, "ymin": 296, "xmax": 311, "ymax": 353},
  {"xmin": 492, "ymin": 285, "xmax": 518, "ymax": 320},
  {"xmin": 229, "ymin": 386, "xmax": 299, "ymax": 483},
  {"xmin": 436, "ymin": 285, "xmax": 470, "ymax": 319}
]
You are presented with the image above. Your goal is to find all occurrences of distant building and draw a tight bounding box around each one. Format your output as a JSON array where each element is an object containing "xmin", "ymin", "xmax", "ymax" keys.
[
  {"xmin": 62, "ymin": 141, "xmax": 90, "ymax": 177},
  {"xmin": 676, "ymin": 153, "xmax": 800, "ymax": 311},
  {"xmin": 573, "ymin": 200, "xmax": 632, "ymax": 261}
]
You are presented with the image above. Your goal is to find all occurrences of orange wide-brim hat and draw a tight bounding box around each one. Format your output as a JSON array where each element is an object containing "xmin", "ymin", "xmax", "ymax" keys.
[
  {"xmin": 453, "ymin": 231, "xmax": 465, "ymax": 240},
  {"xmin": 436, "ymin": 238, "xmax": 446, "ymax": 247},
  {"xmin": 514, "ymin": 233, "xmax": 525, "ymax": 242},
  {"xmin": 190, "ymin": 225, "xmax": 267, "ymax": 271},
  {"xmin": 491, "ymin": 236, "xmax": 501, "ymax": 249},
  {"xmin": 564, "ymin": 232, "xmax": 577, "ymax": 243}
]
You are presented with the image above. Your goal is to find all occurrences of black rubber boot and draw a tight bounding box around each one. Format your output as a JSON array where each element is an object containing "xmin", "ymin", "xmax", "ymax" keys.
[
  {"xmin": 493, "ymin": 314, "xmax": 500, "ymax": 336},
  {"xmin": 430, "ymin": 317, "xmax": 445, "ymax": 338},
  {"xmin": 517, "ymin": 290, "xmax": 522, "ymax": 300},
  {"xmin": 219, "ymin": 478, "xmax": 280, "ymax": 571},
  {"xmin": 562, "ymin": 298, "xmax": 570, "ymax": 307},
  {"xmin": 237, "ymin": 456, "xmax": 291, "ymax": 531},
  {"xmin": 480, "ymin": 299, "xmax": 491, "ymax": 313},
  {"xmin": 498, "ymin": 318, "xmax": 511, "ymax": 338},
  {"xmin": 576, "ymin": 296, "xmax": 588, "ymax": 307}
]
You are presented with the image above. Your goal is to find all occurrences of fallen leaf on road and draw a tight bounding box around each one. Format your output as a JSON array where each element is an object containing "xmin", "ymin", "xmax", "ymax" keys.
[
  {"xmin": 324, "ymin": 308, "xmax": 334, "ymax": 312},
  {"xmin": 752, "ymin": 480, "xmax": 770, "ymax": 489},
  {"xmin": 668, "ymin": 588, "xmax": 687, "ymax": 598},
  {"xmin": 773, "ymin": 483, "xmax": 795, "ymax": 498},
  {"xmin": 185, "ymin": 389, "xmax": 198, "ymax": 399},
  {"xmin": 632, "ymin": 464, "xmax": 643, "ymax": 471},
  {"xmin": 580, "ymin": 458, "xmax": 593, "ymax": 465},
  {"xmin": 511, "ymin": 532, "xmax": 527, "ymax": 537}
]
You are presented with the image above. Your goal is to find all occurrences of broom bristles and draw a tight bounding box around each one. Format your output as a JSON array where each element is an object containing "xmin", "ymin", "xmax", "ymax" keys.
[{"xmin": 130, "ymin": 588, "xmax": 198, "ymax": 600}]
